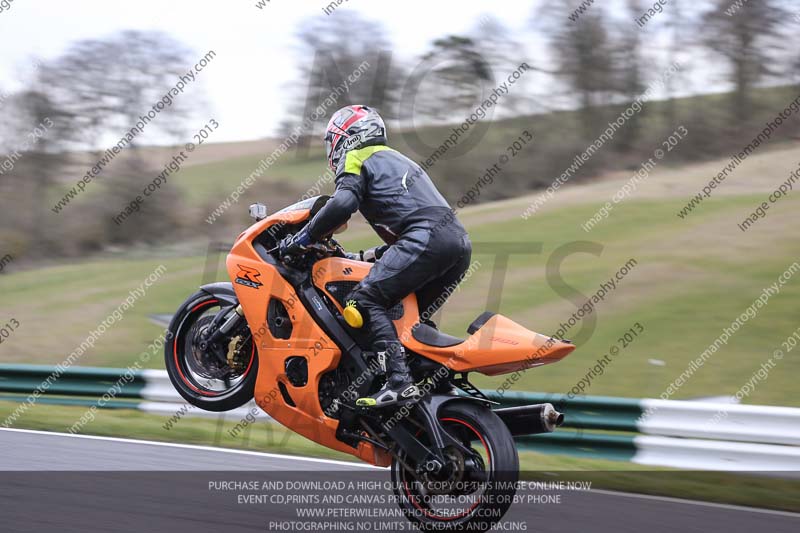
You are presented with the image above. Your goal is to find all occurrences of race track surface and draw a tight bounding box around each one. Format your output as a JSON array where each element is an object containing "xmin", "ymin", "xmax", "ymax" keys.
[{"xmin": 1, "ymin": 428, "xmax": 798, "ymax": 533}]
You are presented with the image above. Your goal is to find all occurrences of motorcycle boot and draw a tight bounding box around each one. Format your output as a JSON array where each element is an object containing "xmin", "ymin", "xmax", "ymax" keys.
[{"xmin": 357, "ymin": 341, "xmax": 421, "ymax": 407}]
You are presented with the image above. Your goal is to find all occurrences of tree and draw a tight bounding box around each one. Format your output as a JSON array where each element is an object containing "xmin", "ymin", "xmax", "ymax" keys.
[
  {"xmin": 701, "ymin": 0, "xmax": 787, "ymax": 125},
  {"xmin": 2, "ymin": 31, "xmax": 201, "ymax": 257},
  {"xmin": 406, "ymin": 35, "xmax": 494, "ymax": 125},
  {"xmin": 662, "ymin": 0, "xmax": 687, "ymax": 130},
  {"xmin": 612, "ymin": 1, "xmax": 647, "ymax": 151},
  {"xmin": 468, "ymin": 15, "xmax": 534, "ymax": 116},
  {"xmin": 287, "ymin": 12, "xmax": 404, "ymax": 148},
  {"xmin": 37, "ymin": 30, "xmax": 195, "ymax": 150},
  {"xmin": 543, "ymin": 0, "xmax": 616, "ymax": 138}
]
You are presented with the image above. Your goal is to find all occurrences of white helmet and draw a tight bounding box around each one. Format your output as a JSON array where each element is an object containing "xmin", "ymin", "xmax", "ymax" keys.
[{"xmin": 324, "ymin": 105, "xmax": 387, "ymax": 171}]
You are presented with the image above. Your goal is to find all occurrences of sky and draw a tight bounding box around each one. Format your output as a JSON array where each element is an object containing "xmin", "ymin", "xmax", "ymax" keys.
[
  {"xmin": 0, "ymin": 0, "xmax": 736, "ymax": 148},
  {"xmin": 0, "ymin": 0, "xmax": 547, "ymax": 144}
]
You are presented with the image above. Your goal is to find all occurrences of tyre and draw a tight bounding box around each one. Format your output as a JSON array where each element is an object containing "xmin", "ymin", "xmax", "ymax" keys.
[
  {"xmin": 164, "ymin": 290, "xmax": 258, "ymax": 412},
  {"xmin": 390, "ymin": 401, "xmax": 519, "ymax": 532}
]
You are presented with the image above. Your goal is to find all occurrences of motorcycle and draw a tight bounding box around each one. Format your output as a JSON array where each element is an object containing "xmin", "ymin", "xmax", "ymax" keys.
[{"xmin": 165, "ymin": 195, "xmax": 575, "ymax": 531}]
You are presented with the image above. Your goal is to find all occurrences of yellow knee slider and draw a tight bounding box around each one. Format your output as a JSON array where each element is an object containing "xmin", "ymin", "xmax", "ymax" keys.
[{"xmin": 343, "ymin": 299, "xmax": 365, "ymax": 329}]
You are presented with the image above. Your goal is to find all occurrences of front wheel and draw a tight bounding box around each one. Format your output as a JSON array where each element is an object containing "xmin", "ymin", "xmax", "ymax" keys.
[
  {"xmin": 165, "ymin": 290, "xmax": 258, "ymax": 412},
  {"xmin": 391, "ymin": 402, "xmax": 519, "ymax": 532}
]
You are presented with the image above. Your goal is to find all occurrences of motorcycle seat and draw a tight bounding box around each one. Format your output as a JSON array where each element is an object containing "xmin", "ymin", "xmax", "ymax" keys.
[
  {"xmin": 411, "ymin": 323, "xmax": 464, "ymax": 348},
  {"xmin": 467, "ymin": 311, "xmax": 497, "ymax": 334}
]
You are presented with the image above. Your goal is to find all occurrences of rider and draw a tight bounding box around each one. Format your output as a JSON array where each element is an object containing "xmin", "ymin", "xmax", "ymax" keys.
[{"xmin": 279, "ymin": 105, "xmax": 472, "ymax": 407}]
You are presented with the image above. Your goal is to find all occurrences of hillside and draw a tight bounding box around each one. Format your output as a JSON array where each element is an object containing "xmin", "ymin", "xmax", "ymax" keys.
[{"xmin": 2, "ymin": 140, "xmax": 799, "ymax": 406}]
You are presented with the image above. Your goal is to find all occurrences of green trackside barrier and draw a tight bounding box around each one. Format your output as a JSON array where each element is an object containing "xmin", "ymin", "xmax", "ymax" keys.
[
  {"xmin": 0, "ymin": 365, "xmax": 644, "ymax": 450},
  {"xmin": 0, "ymin": 364, "xmax": 676, "ymax": 464},
  {"xmin": 516, "ymin": 432, "xmax": 638, "ymax": 462},
  {"xmin": 0, "ymin": 365, "xmax": 646, "ymax": 429},
  {"xmin": 4, "ymin": 365, "xmax": 797, "ymax": 470},
  {"xmin": 0, "ymin": 364, "xmax": 147, "ymax": 399},
  {"xmin": 0, "ymin": 393, "xmax": 138, "ymax": 410}
]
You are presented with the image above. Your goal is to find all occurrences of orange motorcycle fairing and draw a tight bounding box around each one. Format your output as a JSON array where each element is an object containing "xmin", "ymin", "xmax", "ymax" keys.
[
  {"xmin": 224, "ymin": 207, "xmax": 573, "ymax": 467},
  {"xmin": 312, "ymin": 257, "xmax": 575, "ymax": 377},
  {"xmin": 226, "ymin": 208, "xmax": 391, "ymax": 467}
]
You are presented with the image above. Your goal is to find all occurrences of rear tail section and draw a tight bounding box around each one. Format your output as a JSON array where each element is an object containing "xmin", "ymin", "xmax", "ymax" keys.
[{"xmin": 404, "ymin": 311, "xmax": 575, "ymax": 376}]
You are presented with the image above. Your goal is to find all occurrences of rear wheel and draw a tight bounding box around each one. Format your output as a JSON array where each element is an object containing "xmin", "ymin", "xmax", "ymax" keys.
[
  {"xmin": 164, "ymin": 290, "xmax": 257, "ymax": 412},
  {"xmin": 390, "ymin": 402, "xmax": 519, "ymax": 532}
]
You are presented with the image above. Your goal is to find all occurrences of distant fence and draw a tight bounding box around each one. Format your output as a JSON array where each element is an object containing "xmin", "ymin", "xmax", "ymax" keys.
[{"xmin": 1, "ymin": 364, "xmax": 799, "ymax": 471}]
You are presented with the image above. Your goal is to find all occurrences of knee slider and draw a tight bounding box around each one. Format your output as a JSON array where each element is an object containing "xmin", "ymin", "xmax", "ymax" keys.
[{"xmin": 344, "ymin": 298, "xmax": 366, "ymax": 329}]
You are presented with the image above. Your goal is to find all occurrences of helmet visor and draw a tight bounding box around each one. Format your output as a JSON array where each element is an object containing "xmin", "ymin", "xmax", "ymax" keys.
[{"xmin": 324, "ymin": 132, "xmax": 336, "ymax": 170}]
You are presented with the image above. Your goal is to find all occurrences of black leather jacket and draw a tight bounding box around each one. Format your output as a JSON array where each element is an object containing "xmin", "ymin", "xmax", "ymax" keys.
[{"xmin": 306, "ymin": 145, "xmax": 461, "ymax": 243}]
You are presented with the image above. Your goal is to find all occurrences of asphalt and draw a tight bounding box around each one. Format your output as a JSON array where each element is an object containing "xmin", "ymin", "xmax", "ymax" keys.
[
  {"xmin": 0, "ymin": 427, "xmax": 366, "ymax": 471},
  {"xmin": 1, "ymin": 428, "xmax": 798, "ymax": 533}
]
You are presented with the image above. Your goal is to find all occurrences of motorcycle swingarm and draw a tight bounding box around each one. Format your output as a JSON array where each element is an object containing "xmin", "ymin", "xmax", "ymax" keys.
[{"xmin": 378, "ymin": 396, "xmax": 485, "ymax": 474}]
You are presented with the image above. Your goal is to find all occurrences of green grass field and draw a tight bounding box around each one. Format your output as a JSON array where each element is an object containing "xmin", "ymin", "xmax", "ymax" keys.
[{"xmin": 2, "ymin": 140, "xmax": 799, "ymax": 406}]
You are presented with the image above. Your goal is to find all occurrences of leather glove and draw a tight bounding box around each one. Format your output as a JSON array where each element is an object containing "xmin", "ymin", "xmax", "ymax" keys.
[
  {"xmin": 278, "ymin": 228, "xmax": 312, "ymax": 257},
  {"xmin": 362, "ymin": 244, "xmax": 389, "ymax": 262}
]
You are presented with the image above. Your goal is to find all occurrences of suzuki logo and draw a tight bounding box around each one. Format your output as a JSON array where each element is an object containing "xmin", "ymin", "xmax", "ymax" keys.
[
  {"xmin": 343, "ymin": 267, "xmax": 353, "ymax": 275},
  {"xmin": 235, "ymin": 264, "xmax": 263, "ymax": 289}
]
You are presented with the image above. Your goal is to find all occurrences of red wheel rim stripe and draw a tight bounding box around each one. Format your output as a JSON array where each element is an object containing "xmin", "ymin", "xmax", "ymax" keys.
[{"xmin": 403, "ymin": 417, "xmax": 492, "ymax": 522}]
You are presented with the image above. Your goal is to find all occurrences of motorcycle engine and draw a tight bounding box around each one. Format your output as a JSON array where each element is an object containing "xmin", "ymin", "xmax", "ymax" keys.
[{"xmin": 318, "ymin": 367, "xmax": 352, "ymax": 419}]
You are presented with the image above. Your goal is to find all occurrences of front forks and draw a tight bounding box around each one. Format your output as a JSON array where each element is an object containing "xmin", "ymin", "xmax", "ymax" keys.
[{"xmin": 200, "ymin": 304, "xmax": 245, "ymax": 365}]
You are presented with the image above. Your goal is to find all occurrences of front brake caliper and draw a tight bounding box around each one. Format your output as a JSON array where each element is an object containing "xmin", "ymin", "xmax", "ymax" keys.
[{"xmin": 226, "ymin": 335, "xmax": 243, "ymax": 368}]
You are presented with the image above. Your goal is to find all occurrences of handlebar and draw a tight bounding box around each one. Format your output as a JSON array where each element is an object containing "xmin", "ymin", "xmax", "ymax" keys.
[
  {"xmin": 306, "ymin": 242, "xmax": 334, "ymax": 254},
  {"xmin": 273, "ymin": 237, "xmax": 347, "ymax": 265}
]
